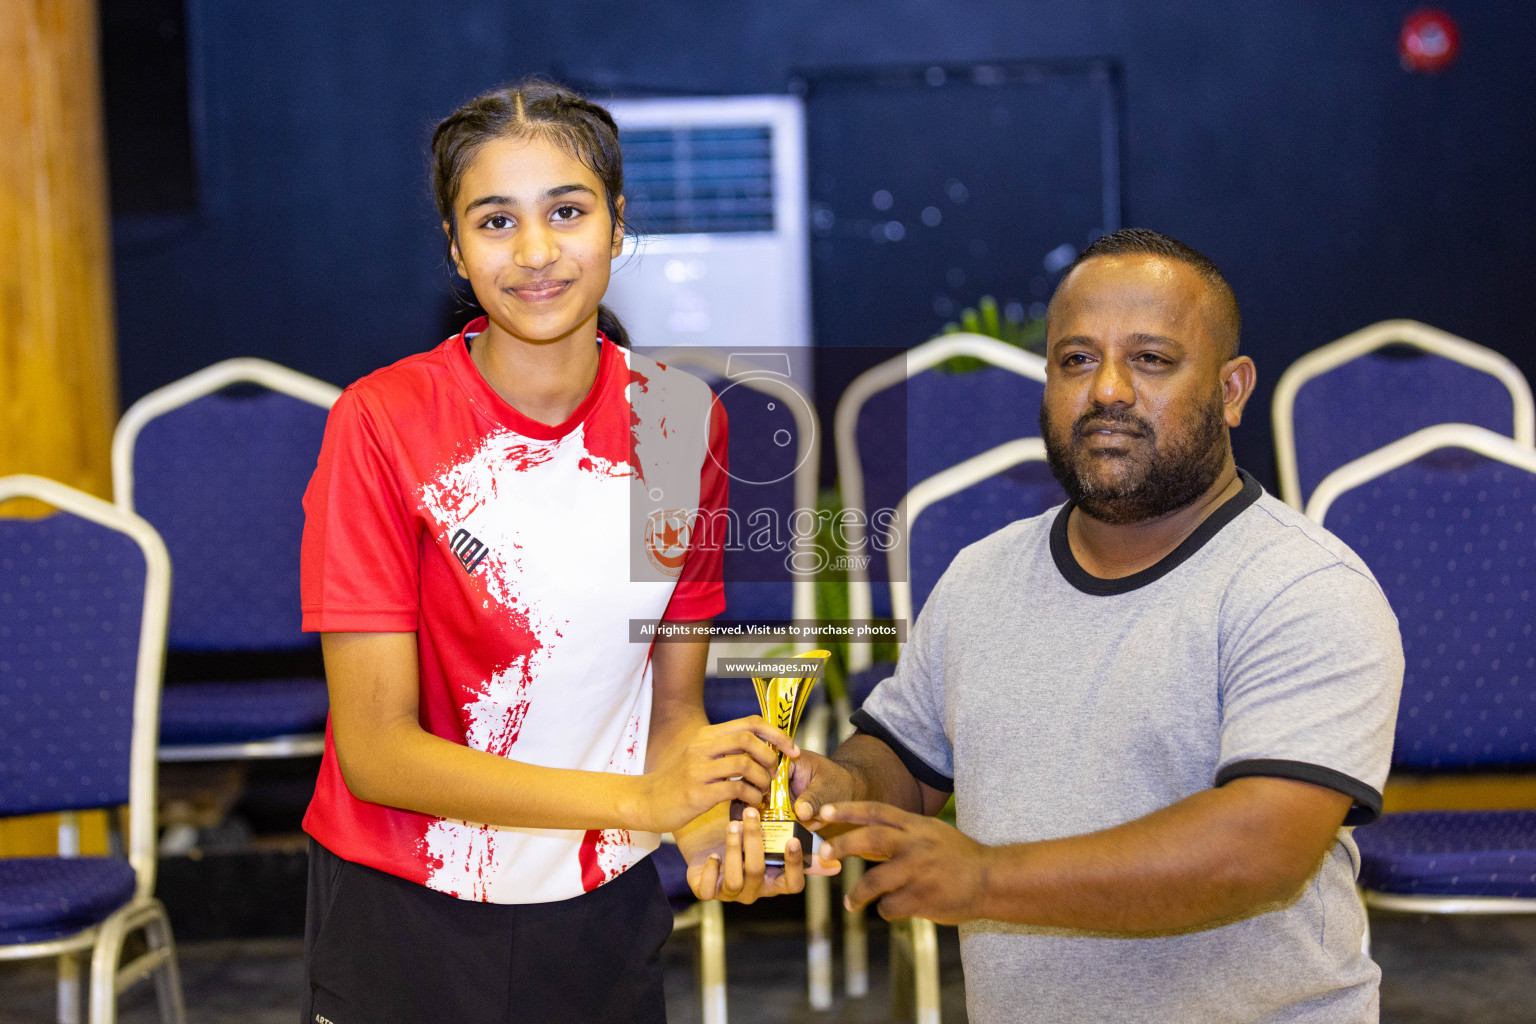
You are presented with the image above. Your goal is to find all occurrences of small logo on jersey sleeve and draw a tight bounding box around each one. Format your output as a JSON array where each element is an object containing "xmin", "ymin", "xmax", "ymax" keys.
[
  {"xmin": 449, "ymin": 528, "xmax": 490, "ymax": 573},
  {"xmin": 643, "ymin": 509, "xmax": 692, "ymax": 578}
]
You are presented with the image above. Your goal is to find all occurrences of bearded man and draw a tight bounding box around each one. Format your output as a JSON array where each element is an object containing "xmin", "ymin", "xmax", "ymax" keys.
[{"xmin": 793, "ymin": 229, "xmax": 1405, "ymax": 1023}]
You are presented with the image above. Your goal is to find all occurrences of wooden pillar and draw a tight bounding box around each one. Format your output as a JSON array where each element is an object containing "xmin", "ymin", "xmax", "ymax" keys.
[
  {"xmin": 0, "ymin": 0, "xmax": 117, "ymax": 856},
  {"xmin": 0, "ymin": 0, "xmax": 118, "ymax": 498}
]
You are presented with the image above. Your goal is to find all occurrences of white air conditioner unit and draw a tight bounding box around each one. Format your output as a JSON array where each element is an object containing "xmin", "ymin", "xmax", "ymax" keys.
[{"xmin": 604, "ymin": 95, "xmax": 811, "ymax": 350}]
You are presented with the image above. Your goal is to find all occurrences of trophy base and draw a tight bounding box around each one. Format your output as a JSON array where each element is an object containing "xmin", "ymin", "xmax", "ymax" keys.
[{"xmin": 760, "ymin": 820, "xmax": 811, "ymax": 868}]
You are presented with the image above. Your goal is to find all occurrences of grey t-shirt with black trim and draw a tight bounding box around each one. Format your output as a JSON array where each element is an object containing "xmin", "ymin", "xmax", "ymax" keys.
[{"xmin": 851, "ymin": 472, "xmax": 1404, "ymax": 1024}]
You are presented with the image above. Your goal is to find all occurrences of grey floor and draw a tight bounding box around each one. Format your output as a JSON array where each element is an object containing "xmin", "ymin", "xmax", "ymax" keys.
[{"xmin": 3, "ymin": 909, "xmax": 1535, "ymax": 1023}]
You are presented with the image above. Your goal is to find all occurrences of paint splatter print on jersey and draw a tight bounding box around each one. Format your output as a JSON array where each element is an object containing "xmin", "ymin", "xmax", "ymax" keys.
[{"xmin": 300, "ymin": 318, "xmax": 727, "ymax": 904}]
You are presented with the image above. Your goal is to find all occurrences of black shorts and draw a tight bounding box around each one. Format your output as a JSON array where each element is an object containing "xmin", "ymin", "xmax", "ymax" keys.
[{"xmin": 301, "ymin": 839, "xmax": 672, "ymax": 1024}]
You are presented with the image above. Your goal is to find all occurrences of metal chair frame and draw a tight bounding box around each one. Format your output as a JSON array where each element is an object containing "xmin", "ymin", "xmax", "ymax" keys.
[
  {"xmin": 1304, "ymin": 422, "xmax": 1536, "ymax": 525},
  {"xmin": 1306, "ymin": 424, "xmax": 1536, "ymax": 920},
  {"xmin": 1273, "ymin": 319, "xmax": 1534, "ymax": 510},
  {"xmin": 0, "ymin": 475, "xmax": 186, "ymax": 1024},
  {"xmin": 833, "ymin": 334, "xmax": 1043, "ymax": 1007},
  {"xmin": 643, "ymin": 348, "xmax": 833, "ymax": 1010},
  {"xmin": 647, "ymin": 348, "xmax": 820, "ymax": 629},
  {"xmin": 660, "ymin": 834, "xmax": 729, "ymax": 1024},
  {"xmin": 835, "ymin": 333, "xmax": 1046, "ymax": 679},
  {"xmin": 111, "ymin": 358, "xmax": 340, "ymax": 761},
  {"xmin": 896, "ymin": 438, "xmax": 1048, "ymax": 1023}
]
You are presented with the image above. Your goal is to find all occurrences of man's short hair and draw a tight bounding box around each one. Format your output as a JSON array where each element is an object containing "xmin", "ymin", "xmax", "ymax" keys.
[{"xmin": 1049, "ymin": 228, "xmax": 1242, "ymax": 359}]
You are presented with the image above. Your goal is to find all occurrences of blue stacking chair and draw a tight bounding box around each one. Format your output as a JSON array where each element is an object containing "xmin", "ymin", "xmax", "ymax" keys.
[
  {"xmin": 1273, "ymin": 319, "xmax": 1534, "ymax": 510},
  {"xmin": 0, "ymin": 475, "xmax": 186, "ymax": 1024},
  {"xmin": 835, "ymin": 338, "xmax": 1049, "ymax": 1005},
  {"xmin": 889, "ymin": 438, "xmax": 1065, "ymax": 640},
  {"xmin": 838, "ymin": 437, "xmax": 1061, "ymax": 1023},
  {"xmin": 836, "ymin": 335, "xmax": 1047, "ymax": 843},
  {"xmin": 838, "ymin": 335, "xmax": 1055, "ymax": 1006},
  {"xmin": 644, "ymin": 348, "xmax": 833, "ymax": 1011},
  {"xmin": 836, "ymin": 332, "xmax": 1047, "ymax": 632},
  {"xmin": 1306, "ymin": 424, "xmax": 1536, "ymax": 919},
  {"xmin": 843, "ymin": 434, "xmax": 1064, "ymax": 713},
  {"xmin": 111, "ymin": 359, "xmax": 340, "ymax": 763}
]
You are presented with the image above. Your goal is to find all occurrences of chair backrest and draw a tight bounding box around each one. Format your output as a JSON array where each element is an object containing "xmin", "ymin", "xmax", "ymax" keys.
[
  {"xmin": 0, "ymin": 475, "xmax": 170, "ymax": 897},
  {"xmin": 646, "ymin": 350, "xmax": 819, "ymax": 623},
  {"xmin": 1274, "ymin": 320, "xmax": 1534, "ymax": 510},
  {"xmin": 112, "ymin": 358, "xmax": 339, "ymax": 651},
  {"xmin": 1307, "ymin": 424, "xmax": 1536, "ymax": 772},
  {"xmin": 888, "ymin": 438, "xmax": 1062, "ymax": 627},
  {"xmin": 837, "ymin": 333, "xmax": 1046, "ymax": 667}
]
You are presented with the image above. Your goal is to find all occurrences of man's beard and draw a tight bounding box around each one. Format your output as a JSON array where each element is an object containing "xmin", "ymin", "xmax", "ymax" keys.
[{"xmin": 1040, "ymin": 390, "xmax": 1229, "ymax": 526}]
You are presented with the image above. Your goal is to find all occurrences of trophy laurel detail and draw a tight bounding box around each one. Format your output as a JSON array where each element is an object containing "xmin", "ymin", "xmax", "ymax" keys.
[{"xmin": 752, "ymin": 649, "xmax": 831, "ymax": 865}]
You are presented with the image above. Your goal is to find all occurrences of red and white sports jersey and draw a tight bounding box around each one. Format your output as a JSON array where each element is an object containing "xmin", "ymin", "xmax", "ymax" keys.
[{"xmin": 300, "ymin": 318, "xmax": 726, "ymax": 904}]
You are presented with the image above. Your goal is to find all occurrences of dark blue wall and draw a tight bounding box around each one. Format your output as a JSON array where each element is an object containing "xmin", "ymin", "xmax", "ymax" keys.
[{"xmin": 112, "ymin": 1, "xmax": 1536, "ymax": 490}]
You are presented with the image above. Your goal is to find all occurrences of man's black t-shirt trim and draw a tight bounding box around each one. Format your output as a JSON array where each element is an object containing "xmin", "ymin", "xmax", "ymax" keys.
[
  {"xmin": 1050, "ymin": 469, "xmax": 1263, "ymax": 596},
  {"xmin": 1216, "ymin": 758, "xmax": 1383, "ymax": 826},
  {"xmin": 848, "ymin": 709, "xmax": 955, "ymax": 793},
  {"xmin": 840, "ymin": 727, "xmax": 1381, "ymax": 825}
]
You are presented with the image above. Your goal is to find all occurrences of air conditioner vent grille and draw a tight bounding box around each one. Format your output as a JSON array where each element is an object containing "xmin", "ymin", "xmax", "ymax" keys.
[{"xmin": 620, "ymin": 125, "xmax": 775, "ymax": 235}]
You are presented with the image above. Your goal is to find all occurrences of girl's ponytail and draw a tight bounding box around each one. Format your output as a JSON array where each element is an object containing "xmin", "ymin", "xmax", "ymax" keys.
[{"xmin": 596, "ymin": 304, "xmax": 631, "ymax": 349}]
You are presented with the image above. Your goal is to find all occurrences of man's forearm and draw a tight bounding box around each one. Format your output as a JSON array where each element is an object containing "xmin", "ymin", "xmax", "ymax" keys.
[
  {"xmin": 973, "ymin": 777, "xmax": 1347, "ymax": 932},
  {"xmin": 832, "ymin": 733, "xmax": 931, "ymax": 815}
]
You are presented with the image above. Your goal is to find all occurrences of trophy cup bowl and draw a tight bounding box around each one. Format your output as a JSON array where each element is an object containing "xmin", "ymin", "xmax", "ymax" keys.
[{"xmin": 752, "ymin": 650, "xmax": 831, "ymax": 865}]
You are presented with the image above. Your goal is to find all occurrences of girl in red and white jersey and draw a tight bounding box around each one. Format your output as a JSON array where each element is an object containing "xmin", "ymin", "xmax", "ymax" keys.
[{"xmin": 298, "ymin": 79, "xmax": 798, "ymax": 1023}]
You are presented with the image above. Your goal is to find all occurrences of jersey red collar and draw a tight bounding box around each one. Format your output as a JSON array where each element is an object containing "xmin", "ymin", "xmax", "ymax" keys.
[{"xmin": 447, "ymin": 316, "xmax": 618, "ymax": 441}]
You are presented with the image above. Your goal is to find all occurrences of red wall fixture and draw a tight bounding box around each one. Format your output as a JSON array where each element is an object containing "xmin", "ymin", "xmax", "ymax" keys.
[{"xmin": 1399, "ymin": 7, "xmax": 1461, "ymax": 73}]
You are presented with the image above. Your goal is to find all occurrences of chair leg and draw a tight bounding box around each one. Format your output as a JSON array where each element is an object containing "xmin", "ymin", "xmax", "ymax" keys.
[
  {"xmin": 806, "ymin": 871, "xmax": 833, "ymax": 1010},
  {"xmin": 910, "ymin": 917, "xmax": 941, "ymax": 1024},
  {"xmin": 57, "ymin": 952, "xmax": 83, "ymax": 1024},
  {"xmin": 699, "ymin": 899, "xmax": 727, "ymax": 1024},
  {"xmin": 88, "ymin": 913, "xmax": 125, "ymax": 1024},
  {"xmin": 890, "ymin": 918, "xmax": 914, "ymax": 1019},
  {"xmin": 797, "ymin": 704, "xmax": 836, "ymax": 1010},
  {"xmin": 841, "ymin": 856, "xmax": 868, "ymax": 996},
  {"xmin": 890, "ymin": 917, "xmax": 943, "ymax": 1024},
  {"xmin": 88, "ymin": 900, "xmax": 187, "ymax": 1024},
  {"xmin": 145, "ymin": 904, "xmax": 187, "ymax": 1024}
]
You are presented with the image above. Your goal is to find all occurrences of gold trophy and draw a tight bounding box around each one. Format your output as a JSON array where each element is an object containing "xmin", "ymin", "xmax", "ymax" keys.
[{"xmin": 752, "ymin": 650, "xmax": 830, "ymax": 864}]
